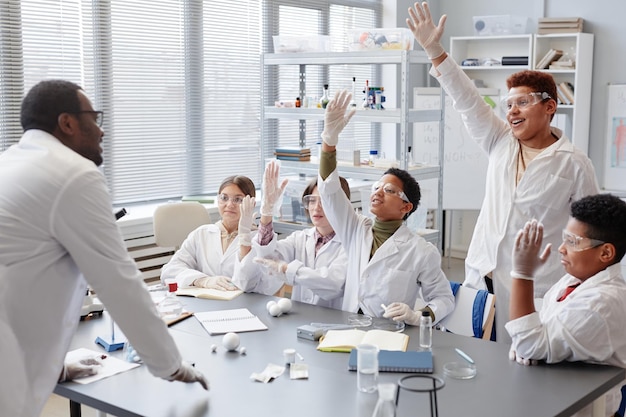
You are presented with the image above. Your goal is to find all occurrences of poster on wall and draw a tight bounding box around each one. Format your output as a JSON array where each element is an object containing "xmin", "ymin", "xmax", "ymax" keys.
[{"xmin": 604, "ymin": 84, "xmax": 626, "ymax": 192}]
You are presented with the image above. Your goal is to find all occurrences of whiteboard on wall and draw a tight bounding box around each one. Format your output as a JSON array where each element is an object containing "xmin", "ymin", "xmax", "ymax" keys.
[
  {"xmin": 413, "ymin": 88, "xmax": 494, "ymax": 210},
  {"xmin": 603, "ymin": 84, "xmax": 626, "ymax": 192}
]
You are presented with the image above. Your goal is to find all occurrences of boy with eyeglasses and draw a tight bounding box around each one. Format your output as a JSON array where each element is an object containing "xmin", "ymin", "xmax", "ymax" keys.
[
  {"xmin": 232, "ymin": 160, "xmax": 349, "ymax": 309},
  {"xmin": 407, "ymin": 2, "xmax": 599, "ymax": 341},
  {"xmin": 317, "ymin": 90, "xmax": 454, "ymax": 325},
  {"xmin": 506, "ymin": 194, "xmax": 626, "ymax": 416}
]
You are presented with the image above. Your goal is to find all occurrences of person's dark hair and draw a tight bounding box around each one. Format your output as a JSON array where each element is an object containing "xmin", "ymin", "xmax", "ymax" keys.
[
  {"xmin": 384, "ymin": 167, "xmax": 420, "ymax": 220},
  {"xmin": 302, "ymin": 177, "xmax": 350, "ymax": 200},
  {"xmin": 21, "ymin": 80, "xmax": 83, "ymax": 134},
  {"xmin": 506, "ymin": 70, "xmax": 557, "ymax": 121},
  {"xmin": 219, "ymin": 175, "xmax": 256, "ymax": 197},
  {"xmin": 571, "ymin": 194, "xmax": 626, "ymax": 263}
]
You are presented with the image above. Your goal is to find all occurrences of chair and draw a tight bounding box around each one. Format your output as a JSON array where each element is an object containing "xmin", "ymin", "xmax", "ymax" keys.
[
  {"xmin": 437, "ymin": 282, "xmax": 496, "ymax": 340},
  {"xmin": 153, "ymin": 202, "xmax": 212, "ymax": 250}
]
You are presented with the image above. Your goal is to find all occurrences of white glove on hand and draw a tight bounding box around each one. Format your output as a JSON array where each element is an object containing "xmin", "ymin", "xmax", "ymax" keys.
[
  {"xmin": 238, "ymin": 196, "xmax": 256, "ymax": 247},
  {"xmin": 193, "ymin": 275, "xmax": 237, "ymax": 291},
  {"xmin": 167, "ymin": 361, "xmax": 209, "ymax": 390},
  {"xmin": 509, "ymin": 348, "xmax": 539, "ymax": 366},
  {"xmin": 61, "ymin": 357, "xmax": 103, "ymax": 382},
  {"xmin": 321, "ymin": 89, "xmax": 356, "ymax": 146},
  {"xmin": 406, "ymin": 2, "xmax": 447, "ymax": 59},
  {"xmin": 382, "ymin": 302, "xmax": 421, "ymax": 326},
  {"xmin": 260, "ymin": 160, "xmax": 288, "ymax": 217},
  {"xmin": 511, "ymin": 219, "xmax": 552, "ymax": 280},
  {"xmin": 253, "ymin": 257, "xmax": 288, "ymax": 280}
]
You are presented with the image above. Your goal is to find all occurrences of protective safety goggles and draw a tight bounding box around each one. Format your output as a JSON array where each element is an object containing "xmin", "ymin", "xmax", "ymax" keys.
[
  {"xmin": 217, "ymin": 193, "xmax": 244, "ymax": 205},
  {"xmin": 561, "ymin": 229, "xmax": 605, "ymax": 252},
  {"xmin": 500, "ymin": 92, "xmax": 552, "ymax": 111},
  {"xmin": 302, "ymin": 194, "xmax": 321, "ymax": 209},
  {"xmin": 371, "ymin": 181, "xmax": 410, "ymax": 203}
]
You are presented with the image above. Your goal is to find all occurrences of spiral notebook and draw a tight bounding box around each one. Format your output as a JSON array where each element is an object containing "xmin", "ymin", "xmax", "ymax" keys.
[
  {"xmin": 195, "ymin": 308, "xmax": 268, "ymax": 335},
  {"xmin": 348, "ymin": 349, "xmax": 433, "ymax": 373}
]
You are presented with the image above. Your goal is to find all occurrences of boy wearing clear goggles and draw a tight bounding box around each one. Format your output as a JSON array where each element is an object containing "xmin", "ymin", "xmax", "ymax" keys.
[
  {"xmin": 317, "ymin": 90, "xmax": 454, "ymax": 325},
  {"xmin": 506, "ymin": 194, "xmax": 626, "ymax": 417},
  {"xmin": 232, "ymin": 160, "xmax": 349, "ymax": 309},
  {"xmin": 407, "ymin": 2, "xmax": 599, "ymax": 341}
]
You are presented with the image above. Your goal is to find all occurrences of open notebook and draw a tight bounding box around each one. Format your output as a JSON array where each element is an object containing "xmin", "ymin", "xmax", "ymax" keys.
[{"xmin": 195, "ymin": 308, "xmax": 268, "ymax": 335}]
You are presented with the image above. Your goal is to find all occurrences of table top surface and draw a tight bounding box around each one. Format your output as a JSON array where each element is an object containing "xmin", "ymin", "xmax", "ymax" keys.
[{"xmin": 55, "ymin": 293, "xmax": 625, "ymax": 417}]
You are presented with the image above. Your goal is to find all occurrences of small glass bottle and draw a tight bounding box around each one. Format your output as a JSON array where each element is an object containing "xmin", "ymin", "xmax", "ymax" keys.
[
  {"xmin": 295, "ymin": 97, "xmax": 301, "ymax": 108},
  {"xmin": 372, "ymin": 383, "xmax": 397, "ymax": 417},
  {"xmin": 350, "ymin": 77, "xmax": 357, "ymax": 107},
  {"xmin": 419, "ymin": 310, "xmax": 433, "ymax": 349},
  {"xmin": 368, "ymin": 150, "xmax": 378, "ymax": 166},
  {"xmin": 158, "ymin": 281, "xmax": 183, "ymax": 321},
  {"xmin": 320, "ymin": 84, "xmax": 330, "ymax": 109}
]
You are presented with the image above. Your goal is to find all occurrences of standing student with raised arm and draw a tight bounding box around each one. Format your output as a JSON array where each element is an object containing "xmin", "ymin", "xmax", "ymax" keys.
[
  {"xmin": 506, "ymin": 194, "xmax": 626, "ymax": 417},
  {"xmin": 232, "ymin": 160, "xmax": 348, "ymax": 308},
  {"xmin": 407, "ymin": 2, "xmax": 599, "ymax": 341},
  {"xmin": 317, "ymin": 90, "xmax": 454, "ymax": 325}
]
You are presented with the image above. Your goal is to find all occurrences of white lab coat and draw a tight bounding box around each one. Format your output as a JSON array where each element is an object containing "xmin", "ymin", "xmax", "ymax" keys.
[
  {"xmin": 318, "ymin": 169, "xmax": 454, "ymax": 323},
  {"xmin": 0, "ymin": 131, "xmax": 182, "ymax": 417},
  {"xmin": 161, "ymin": 223, "xmax": 247, "ymax": 288},
  {"xmin": 431, "ymin": 57, "xmax": 599, "ymax": 341},
  {"xmin": 506, "ymin": 264, "xmax": 626, "ymax": 416},
  {"xmin": 232, "ymin": 227, "xmax": 346, "ymax": 309}
]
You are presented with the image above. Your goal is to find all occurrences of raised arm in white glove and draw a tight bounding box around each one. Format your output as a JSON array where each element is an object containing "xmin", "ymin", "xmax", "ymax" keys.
[
  {"xmin": 382, "ymin": 302, "xmax": 421, "ymax": 326},
  {"xmin": 166, "ymin": 361, "xmax": 209, "ymax": 390},
  {"xmin": 406, "ymin": 2, "xmax": 447, "ymax": 60},
  {"xmin": 321, "ymin": 89, "xmax": 356, "ymax": 146},
  {"xmin": 260, "ymin": 160, "xmax": 288, "ymax": 218},
  {"xmin": 60, "ymin": 357, "xmax": 103, "ymax": 382},
  {"xmin": 253, "ymin": 257, "xmax": 288, "ymax": 278},
  {"xmin": 238, "ymin": 195, "xmax": 256, "ymax": 247},
  {"xmin": 511, "ymin": 219, "xmax": 552, "ymax": 280},
  {"xmin": 193, "ymin": 275, "xmax": 237, "ymax": 291}
]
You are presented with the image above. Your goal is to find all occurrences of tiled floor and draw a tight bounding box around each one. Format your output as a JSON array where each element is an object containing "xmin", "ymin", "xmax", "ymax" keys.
[{"xmin": 42, "ymin": 256, "xmax": 467, "ymax": 416}]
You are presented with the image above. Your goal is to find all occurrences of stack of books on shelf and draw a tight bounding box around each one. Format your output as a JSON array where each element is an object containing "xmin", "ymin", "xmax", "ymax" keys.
[
  {"xmin": 274, "ymin": 147, "xmax": 311, "ymax": 161},
  {"xmin": 535, "ymin": 48, "xmax": 563, "ymax": 69},
  {"xmin": 549, "ymin": 56, "xmax": 575, "ymax": 70},
  {"xmin": 556, "ymin": 82, "xmax": 575, "ymax": 105},
  {"xmin": 537, "ymin": 17, "xmax": 583, "ymax": 34}
]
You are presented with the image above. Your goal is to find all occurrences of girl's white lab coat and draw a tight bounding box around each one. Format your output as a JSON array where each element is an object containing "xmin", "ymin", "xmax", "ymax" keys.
[
  {"xmin": 431, "ymin": 57, "xmax": 599, "ymax": 341},
  {"xmin": 232, "ymin": 227, "xmax": 346, "ymax": 309},
  {"xmin": 161, "ymin": 223, "xmax": 246, "ymax": 288},
  {"xmin": 0, "ymin": 131, "xmax": 182, "ymax": 416},
  {"xmin": 318, "ymin": 170, "xmax": 454, "ymax": 323}
]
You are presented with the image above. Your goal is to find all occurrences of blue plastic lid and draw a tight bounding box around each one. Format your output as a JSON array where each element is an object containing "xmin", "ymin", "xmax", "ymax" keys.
[{"xmin": 369, "ymin": 150, "xmax": 378, "ymax": 155}]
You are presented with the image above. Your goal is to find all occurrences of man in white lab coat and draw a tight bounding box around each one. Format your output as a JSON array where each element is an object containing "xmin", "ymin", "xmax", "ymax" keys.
[
  {"xmin": 317, "ymin": 90, "xmax": 454, "ymax": 325},
  {"xmin": 0, "ymin": 80, "xmax": 207, "ymax": 416},
  {"xmin": 407, "ymin": 2, "xmax": 599, "ymax": 341}
]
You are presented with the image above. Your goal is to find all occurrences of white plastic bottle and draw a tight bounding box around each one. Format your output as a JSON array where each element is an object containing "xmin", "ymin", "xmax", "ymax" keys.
[{"xmin": 419, "ymin": 310, "xmax": 432, "ymax": 349}]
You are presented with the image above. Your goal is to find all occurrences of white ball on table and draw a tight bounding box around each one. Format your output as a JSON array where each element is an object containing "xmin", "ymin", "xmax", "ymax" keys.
[
  {"xmin": 266, "ymin": 300, "xmax": 277, "ymax": 311},
  {"xmin": 277, "ymin": 298, "xmax": 292, "ymax": 314},
  {"xmin": 268, "ymin": 303, "xmax": 283, "ymax": 317},
  {"xmin": 222, "ymin": 332, "xmax": 240, "ymax": 351}
]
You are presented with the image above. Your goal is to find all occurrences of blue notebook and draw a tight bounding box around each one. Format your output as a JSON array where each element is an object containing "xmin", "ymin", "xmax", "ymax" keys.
[{"xmin": 348, "ymin": 349, "xmax": 433, "ymax": 373}]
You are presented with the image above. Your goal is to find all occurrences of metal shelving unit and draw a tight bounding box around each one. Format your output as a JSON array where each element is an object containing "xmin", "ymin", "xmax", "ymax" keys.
[{"xmin": 261, "ymin": 49, "xmax": 445, "ymax": 246}]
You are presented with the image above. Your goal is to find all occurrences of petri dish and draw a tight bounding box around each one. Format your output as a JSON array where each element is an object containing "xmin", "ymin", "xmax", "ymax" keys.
[
  {"xmin": 347, "ymin": 314, "xmax": 373, "ymax": 327},
  {"xmin": 443, "ymin": 361, "xmax": 477, "ymax": 380},
  {"xmin": 371, "ymin": 317, "xmax": 405, "ymax": 332}
]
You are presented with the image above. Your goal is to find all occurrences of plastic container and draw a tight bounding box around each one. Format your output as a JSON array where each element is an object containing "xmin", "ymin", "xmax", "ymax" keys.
[
  {"xmin": 273, "ymin": 35, "xmax": 331, "ymax": 53},
  {"xmin": 419, "ymin": 310, "xmax": 432, "ymax": 349},
  {"xmin": 472, "ymin": 15, "xmax": 529, "ymax": 36},
  {"xmin": 348, "ymin": 28, "xmax": 414, "ymax": 51}
]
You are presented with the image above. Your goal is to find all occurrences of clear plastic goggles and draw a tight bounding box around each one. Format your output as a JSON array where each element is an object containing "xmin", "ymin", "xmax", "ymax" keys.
[
  {"xmin": 371, "ymin": 181, "xmax": 409, "ymax": 203},
  {"xmin": 302, "ymin": 195, "xmax": 321, "ymax": 209},
  {"xmin": 217, "ymin": 193, "xmax": 244, "ymax": 205},
  {"xmin": 561, "ymin": 229, "xmax": 605, "ymax": 252},
  {"xmin": 500, "ymin": 92, "xmax": 551, "ymax": 111}
]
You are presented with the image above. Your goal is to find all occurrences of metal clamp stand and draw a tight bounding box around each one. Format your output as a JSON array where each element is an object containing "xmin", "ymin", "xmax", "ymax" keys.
[{"xmin": 396, "ymin": 374, "xmax": 445, "ymax": 417}]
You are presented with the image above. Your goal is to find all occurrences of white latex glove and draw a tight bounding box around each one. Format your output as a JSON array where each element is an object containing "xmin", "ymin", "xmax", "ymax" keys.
[
  {"xmin": 511, "ymin": 219, "xmax": 552, "ymax": 280},
  {"xmin": 193, "ymin": 275, "xmax": 237, "ymax": 291},
  {"xmin": 509, "ymin": 348, "xmax": 539, "ymax": 366},
  {"xmin": 60, "ymin": 357, "xmax": 103, "ymax": 382},
  {"xmin": 382, "ymin": 302, "xmax": 421, "ymax": 326},
  {"xmin": 260, "ymin": 160, "xmax": 288, "ymax": 217},
  {"xmin": 406, "ymin": 2, "xmax": 447, "ymax": 59},
  {"xmin": 321, "ymin": 89, "xmax": 356, "ymax": 146},
  {"xmin": 253, "ymin": 257, "xmax": 288, "ymax": 279},
  {"xmin": 238, "ymin": 195, "xmax": 256, "ymax": 247},
  {"xmin": 166, "ymin": 361, "xmax": 209, "ymax": 390}
]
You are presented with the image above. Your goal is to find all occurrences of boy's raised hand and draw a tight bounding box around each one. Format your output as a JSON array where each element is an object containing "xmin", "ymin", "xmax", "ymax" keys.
[{"xmin": 321, "ymin": 89, "xmax": 356, "ymax": 146}]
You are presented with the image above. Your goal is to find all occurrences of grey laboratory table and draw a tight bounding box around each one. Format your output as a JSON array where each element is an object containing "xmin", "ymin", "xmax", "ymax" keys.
[{"xmin": 55, "ymin": 292, "xmax": 624, "ymax": 417}]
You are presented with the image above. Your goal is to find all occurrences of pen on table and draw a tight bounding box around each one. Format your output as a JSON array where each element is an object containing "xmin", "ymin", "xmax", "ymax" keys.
[
  {"xmin": 455, "ymin": 348, "xmax": 475, "ymax": 364},
  {"xmin": 296, "ymin": 353, "xmax": 304, "ymax": 361}
]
